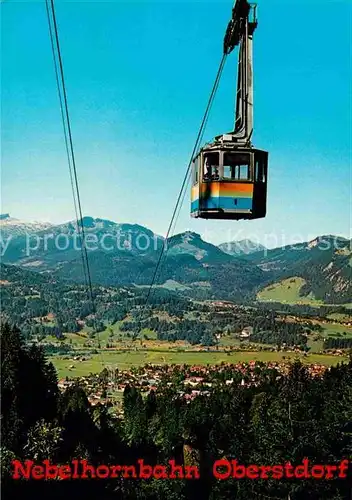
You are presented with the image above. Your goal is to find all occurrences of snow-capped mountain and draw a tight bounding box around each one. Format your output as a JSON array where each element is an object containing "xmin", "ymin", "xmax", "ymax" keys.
[
  {"xmin": 0, "ymin": 214, "xmax": 53, "ymax": 238},
  {"xmin": 219, "ymin": 238, "xmax": 266, "ymax": 256}
]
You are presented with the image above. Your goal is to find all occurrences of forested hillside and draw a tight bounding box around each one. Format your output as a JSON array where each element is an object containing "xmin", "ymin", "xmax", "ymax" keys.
[
  {"xmin": 1, "ymin": 323, "xmax": 351, "ymax": 500},
  {"xmin": 249, "ymin": 236, "xmax": 352, "ymax": 304},
  {"xmin": 0, "ymin": 263, "xmax": 315, "ymax": 349}
]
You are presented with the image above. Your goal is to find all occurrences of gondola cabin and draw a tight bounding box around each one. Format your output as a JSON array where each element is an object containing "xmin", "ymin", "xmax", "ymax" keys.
[{"xmin": 191, "ymin": 145, "xmax": 268, "ymax": 220}]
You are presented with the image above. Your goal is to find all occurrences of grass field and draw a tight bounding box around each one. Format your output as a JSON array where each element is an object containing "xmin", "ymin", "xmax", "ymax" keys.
[
  {"xmin": 135, "ymin": 280, "xmax": 191, "ymax": 291},
  {"xmin": 51, "ymin": 348, "xmax": 348, "ymax": 378},
  {"xmin": 327, "ymin": 312, "xmax": 352, "ymax": 322},
  {"xmin": 307, "ymin": 336, "xmax": 324, "ymax": 352},
  {"xmin": 321, "ymin": 322, "xmax": 352, "ymax": 338},
  {"xmin": 257, "ymin": 277, "xmax": 324, "ymax": 306},
  {"xmin": 257, "ymin": 277, "xmax": 352, "ymax": 310}
]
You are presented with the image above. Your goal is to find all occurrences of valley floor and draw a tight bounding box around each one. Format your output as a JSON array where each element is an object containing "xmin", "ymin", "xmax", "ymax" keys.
[
  {"xmin": 50, "ymin": 343, "xmax": 348, "ymax": 378},
  {"xmin": 41, "ymin": 307, "xmax": 351, "ymax": 378}
]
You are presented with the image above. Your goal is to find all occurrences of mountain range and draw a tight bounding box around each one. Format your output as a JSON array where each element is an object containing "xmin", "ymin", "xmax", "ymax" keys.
[
  {"xmin": 247, "ymin": 235, "xmax": 352, "ymax": 303},
  {"xmin": 1, "ymin": 215, "xmax": 351, "ymax": 304},
  {"xmin": 0, "ymin": 214, "xmax": 52, "ymax": 238},
  {"xmin": 219, "ymin": 239, "xmax": 266, "ymax": 256}
]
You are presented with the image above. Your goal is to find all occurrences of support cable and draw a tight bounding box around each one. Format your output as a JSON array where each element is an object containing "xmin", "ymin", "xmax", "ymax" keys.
[
  {"xmin": 145, "ymin": 53, "xmax": 227, "ymax": 307},
  {"xmin": 46, "ymin": 0, "xmax": 94, "ymax": 308},
  {"xmin": 45, "ymin": 0, "xmax": 89, "ymax": 293},
  {"xmin": 45, "ymin": 0, "xmax": 105, "ymax": 365}
]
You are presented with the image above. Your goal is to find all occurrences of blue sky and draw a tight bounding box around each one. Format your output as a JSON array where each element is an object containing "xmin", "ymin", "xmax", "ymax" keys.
[{"xmin": 1, "ymin": 0, "xmax": 351, "ymax": 247}]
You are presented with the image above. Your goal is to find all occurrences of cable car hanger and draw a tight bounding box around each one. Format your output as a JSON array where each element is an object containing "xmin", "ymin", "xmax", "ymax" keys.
[{"xmin": 191, "ymin": 0, "xmax": 269, "ymax": 221}]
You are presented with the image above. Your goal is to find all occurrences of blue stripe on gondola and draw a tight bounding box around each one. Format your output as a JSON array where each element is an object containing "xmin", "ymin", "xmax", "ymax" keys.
[
  {"xmin": 191, "ymin": 199, "xmax": 199, "ymax": 212},
  {"xmin": 217, "ymin": 197, "xmax": 253, "ymax": 210},
  {"xmin": 192, "ymin": 197, "xmax": 252, "ymax": 211}
]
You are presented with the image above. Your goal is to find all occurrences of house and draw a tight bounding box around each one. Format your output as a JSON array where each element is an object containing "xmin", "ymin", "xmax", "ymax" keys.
[{"xmin": 240, "ymin": 326, "xmax": 253, "ymax": 338}]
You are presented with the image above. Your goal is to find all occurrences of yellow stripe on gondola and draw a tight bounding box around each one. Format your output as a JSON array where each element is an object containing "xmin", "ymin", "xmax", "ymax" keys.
[
  {"xmin": 201, "ymin": 182, "xmax": 253, "ymax": 196},
  {"xmin": 191, "ymin": 185, "xmax": 199, "ymax": 201},
  {"xmin": 192, "ymin": 182, "xmax": 254, "ymax": 201},
  {"xmin": 218, "ymin": 182, "xmax": 253, "ymax": 195}
]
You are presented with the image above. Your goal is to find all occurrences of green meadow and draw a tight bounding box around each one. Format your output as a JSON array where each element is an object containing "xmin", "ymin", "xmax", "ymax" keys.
[
  {"xmin": 51, "ymin": 348, "xmax": 348, "ymax": 378},
  {"xmin": 257, "ymin": 277, "xmax": 324, "ymax": 306}
]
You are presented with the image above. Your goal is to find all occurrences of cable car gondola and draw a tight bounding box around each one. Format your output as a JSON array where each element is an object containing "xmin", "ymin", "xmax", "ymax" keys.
[{"xmin": 191, "ymin": 0, "xmax": 268, "ymax": 220}]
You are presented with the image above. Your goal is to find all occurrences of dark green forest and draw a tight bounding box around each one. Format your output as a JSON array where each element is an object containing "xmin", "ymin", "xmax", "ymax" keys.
[
  {"xmin": 120, "ymin": 311, "xmax": 311, "ymax": 348},
  {"xmin": 1, "ymin": 323, "xmax": 351, "ymax": 500},
  {"xmin": 1, "ymin": 263, "xmax": 325, "ymax": 349},
  {"xmin": 324, "ymin": 338, "xmax": 352, "ymax": 350}
]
